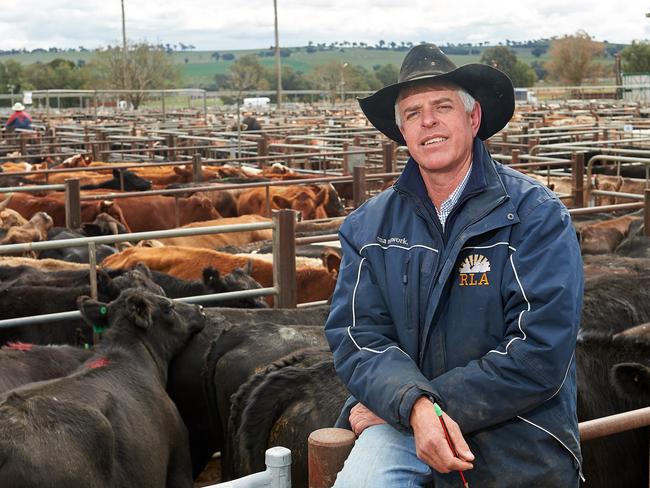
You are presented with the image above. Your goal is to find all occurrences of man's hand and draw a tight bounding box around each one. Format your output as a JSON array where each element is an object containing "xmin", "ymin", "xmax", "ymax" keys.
[
  {"xmin": 409, "ymin": 396, "xmax": 475, "ymax": 473},
  {"xmin": 349, "ymin": 402, "xmax": 387, "ymax": 436}
]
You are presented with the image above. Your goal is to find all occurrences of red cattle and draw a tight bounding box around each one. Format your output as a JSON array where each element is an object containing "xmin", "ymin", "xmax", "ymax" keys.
[
  {"xmin": 237, "ymin": 185, "xmax": 328, "ymax": 220},
  {"xmin": 579, "ymin": 215, "xmax": 642, "ymax": 255},
  {"xmin": 6, "ymin": 193, "xmax": 131, "ymax": 231},
  {"xmin": 101, "ymin": 245, "xmax": 341, "ymax": 305},
  {"xmin": 115, "ymin": 195, "xmax": 221, "ymax": 232}
]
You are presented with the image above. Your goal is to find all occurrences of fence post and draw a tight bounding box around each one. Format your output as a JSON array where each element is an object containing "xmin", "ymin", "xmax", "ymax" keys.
[
  {"xmin": 511, "ymin": 148, "xmax": 520, "ymax": 165},
  {"xmin": 308, "ymin": 428, "xmax": 356, "ymax": 488},
  {"xmin": 572, "ymin": 151, "xmax": 585, "ymax": 208},
  {"xmin": 353, "ymin": 166, "xmax": 367, "ymax": 208},
  {"xmin": 382, "ymin": 141, "xmax": 394, "ymax": 173},
  {"xmin": 643, "ymin": 188, "xmax": 650, "ymax": 237},
  {"xmin": 192, "ymin": 153, "xmax": 203, "ymax": 183},
  {"xmin": 64, "ymin": 179, "xmax": 81, "ymax": 229},
  {"xmin": 167, "ymin": 134, "xmax": 177, "ymax": 161},
  {"xmin": 266, "ymin": 446, "xmax": 292, "ymax": 488},
  {"xmin": 19, "ymin": 132, "xmax": 27, "ymax": 155},
  {"xmin": 272, "ymin": 209, "xmax": 297, "ymax": 308},
  {"xmin": 342, "ymin": 142, "xmax": 350, "ymax": 174}
]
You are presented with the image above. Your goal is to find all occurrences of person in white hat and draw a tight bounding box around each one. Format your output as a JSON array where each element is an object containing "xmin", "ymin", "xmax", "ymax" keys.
[
  {"xmin": 325, "ymin": 43, "xmax": 583, "ymax": 487},
  {"xmin": 5, "ymin": 102, "xmax": 32, "ymax": 131}
]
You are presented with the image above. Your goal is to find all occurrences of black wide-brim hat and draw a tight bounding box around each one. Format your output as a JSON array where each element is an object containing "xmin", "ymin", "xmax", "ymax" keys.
[{"xmin": 359, "ymin": 43, "xmax": 515, "ymax": 145}]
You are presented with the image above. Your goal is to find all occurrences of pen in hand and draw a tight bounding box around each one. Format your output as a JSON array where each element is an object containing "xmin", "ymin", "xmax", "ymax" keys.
[{"xmin": 433, "ymin": 402, "xmax": 470, "ymax": 488}]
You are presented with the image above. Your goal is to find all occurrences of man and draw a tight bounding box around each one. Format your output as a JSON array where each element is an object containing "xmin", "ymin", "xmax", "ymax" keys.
[
  {"xmin": 5, "ymin": 102, "xmax": 32, "ymax": 131},
  {"xmin": 325, "ymin": 44, "xmax": 583, "ymax": 487}
]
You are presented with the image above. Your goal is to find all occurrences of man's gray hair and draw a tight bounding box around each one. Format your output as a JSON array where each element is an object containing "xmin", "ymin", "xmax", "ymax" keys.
[{"xmin": 394, "ymin": 84, "xmax": 476, "ymax": 128}]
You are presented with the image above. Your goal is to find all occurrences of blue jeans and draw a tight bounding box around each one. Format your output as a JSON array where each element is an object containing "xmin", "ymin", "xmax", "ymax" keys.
[
  {"xmin": 332, "ymin": 424, "xmax": 435, "ymax": 488},
  {"xmin": 332, "ymin": 423, "xmax": 580, "ymax": 488}
]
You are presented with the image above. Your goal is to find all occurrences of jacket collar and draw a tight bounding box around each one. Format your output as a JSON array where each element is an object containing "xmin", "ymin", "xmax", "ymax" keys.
[{"xmin": 394, "ymin": 137, "xmax": 489, "ymax": 203}]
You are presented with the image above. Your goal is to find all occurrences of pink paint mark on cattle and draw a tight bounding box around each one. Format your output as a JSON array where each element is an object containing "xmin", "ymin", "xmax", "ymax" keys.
[
  {"xmin": 4, "ymin": 342, "xmax": 33, "ymax": 351},
  {"xmin": 87, "ymin": 357, "xmax": 111, "ymax": 369}
]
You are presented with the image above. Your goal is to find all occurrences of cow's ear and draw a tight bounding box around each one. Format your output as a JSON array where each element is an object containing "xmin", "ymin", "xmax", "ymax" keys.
[
  {"xmin": 78, "ymin": 295, "xmax": 110, "ymax": 329},
  {"xmin": 97, "ymin": 270, "xmax": 119, "ymax": 297},
  {"xmin": 315, "ymin": 187, "xmax": 327, "ymax": 206},
  {"xmin": 203, "ymin": 266, "xmax": 227, "ymax": 292},
  {"xmin": 611, "ymin": 362, "xmax": 650, "ymax": 400},
  {"xmin": 134, "ymin": 262, "xmax": 152, "ymax": 278},
  {"xmin": 272, "ymin": 195, "xmax": 292, "ymax": 209},
  {"xmin": 322, "ymin": 250, "xmax": 341, "ymax": 275},
  {"xmin": 615, "ymin": 176, "xmax": 623, "ymax": 191},
  {"xmin": 126, "ymin": 293, "xmax": 153, "ymax": 329}
]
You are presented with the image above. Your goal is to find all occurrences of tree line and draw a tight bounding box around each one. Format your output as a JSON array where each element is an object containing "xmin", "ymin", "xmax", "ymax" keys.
[{"xmin": 1, "ymin": 32, "xmax": 650, "ymax": 105}]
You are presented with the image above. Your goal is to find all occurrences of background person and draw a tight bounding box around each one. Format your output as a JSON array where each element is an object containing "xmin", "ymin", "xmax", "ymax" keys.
[{"xmin": 5, "ymin": 102, "xmax": 32, "ymax": 131}]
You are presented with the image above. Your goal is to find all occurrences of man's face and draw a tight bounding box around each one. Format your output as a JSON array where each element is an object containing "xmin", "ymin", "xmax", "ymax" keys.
[{"xmin": 397, "ymin": 83, "xmax": 481, "ymax": 174}]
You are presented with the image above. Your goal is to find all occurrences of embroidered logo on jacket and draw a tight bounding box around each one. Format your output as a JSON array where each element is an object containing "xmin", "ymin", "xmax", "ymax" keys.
[{"xmin": 459, "ymin": 254, "xmax": 490, "ymax": 286}]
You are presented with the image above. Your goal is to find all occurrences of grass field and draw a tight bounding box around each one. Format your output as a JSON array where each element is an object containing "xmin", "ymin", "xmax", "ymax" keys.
[{"xmin": 0, "ymin": 44, "xmax": 619, "ymax": 88}]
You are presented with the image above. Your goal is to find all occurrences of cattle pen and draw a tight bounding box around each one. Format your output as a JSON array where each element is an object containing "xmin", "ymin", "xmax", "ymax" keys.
[{"xmin": 1, "ymin": 96, "xmax": 650, "ymax": 487}]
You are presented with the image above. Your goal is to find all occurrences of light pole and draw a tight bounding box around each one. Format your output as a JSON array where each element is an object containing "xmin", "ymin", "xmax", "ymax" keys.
[
  {"xmin": 121, "ymin": 0, "xmax": 128, "ymax": 90},
  {"xmin": 273, "ymin": 0, "xmax": 282, "ymax": 109}
]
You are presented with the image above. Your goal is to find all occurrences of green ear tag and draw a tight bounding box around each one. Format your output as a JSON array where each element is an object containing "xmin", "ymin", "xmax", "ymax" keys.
[
  {"xmin": 99, "ymin": 306, "xmax": 108, "ymax": 316},
  {"xmin": 92, "ymin": 325, "xmax": 106, "ymax": 334}
]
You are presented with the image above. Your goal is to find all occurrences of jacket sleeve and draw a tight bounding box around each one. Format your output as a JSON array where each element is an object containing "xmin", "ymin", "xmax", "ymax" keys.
[
  {"xmin": 428, "ymin": 198, "xmax": 583, "ymax": 434},
  {"xmin": 325, "ymin": 213, "xmax": 438, "ymax": 430}
]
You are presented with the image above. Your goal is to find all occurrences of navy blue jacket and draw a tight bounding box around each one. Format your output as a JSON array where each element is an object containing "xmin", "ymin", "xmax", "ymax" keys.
[{"xmin": 325, "ymin": 139, "xmax": 584, "ymax": 486}]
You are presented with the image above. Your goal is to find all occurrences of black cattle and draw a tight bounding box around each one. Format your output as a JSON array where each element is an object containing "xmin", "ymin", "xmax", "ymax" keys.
[
  {"xmin": 582, "ymin": 268, "xmax": 650, "ymax": 334},
  {"xmin": 0, "ymin": 343, "xmax": 92, "ymax": 393},
  {"xmin": 0, "ymin": 264, "xmax": 164, "ymax": 346},
  {"xmin": 0, "ymin": 289, "xmax": 206, "ymax": 487},
  {"xmin": 167, "ymin": 306, "xmax": 329, "ymax": 478},
  {"xmin": 81, "ymin": 168, "xmax": 152, "ymax": 191},
  {"xmin": 228, "ymin": 347, "xmax": 346, "ymax": 486},
  {"xmin": 577, "ymin": 332, "xmax": 650, "ymax": 488},
  {"xmin": 0, "ymin": 174, "xmax": 33, "ymax": 187},
  {"xmin": 148, "ymin": 266, "xmax": 268, "ymax": 309},
  {"xmin": 41, "ymin": 228, "xmax": 119, "ymax": 263}
]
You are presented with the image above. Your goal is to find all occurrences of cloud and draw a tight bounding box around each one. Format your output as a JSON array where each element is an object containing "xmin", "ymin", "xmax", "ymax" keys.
[{"xmin": 0, "ymin": 0, "xmax": 647, "ymax": 51}]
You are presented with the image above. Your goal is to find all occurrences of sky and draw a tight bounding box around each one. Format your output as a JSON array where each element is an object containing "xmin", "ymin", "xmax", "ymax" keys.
[{"xmin": 1, "ymin": 1, "xmax": 649, "ymax": 51}]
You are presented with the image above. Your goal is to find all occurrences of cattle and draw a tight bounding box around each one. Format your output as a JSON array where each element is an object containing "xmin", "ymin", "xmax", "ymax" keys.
[
  {"xmin": 576, "ymin": 332, "xmax": 650, "ymax": 488},
  {"xmin": 593, "ymin": 175, "xmax": 648, "ymax": 206},
  {"xmin": 582, "ymin": 264, "xmax": 650, "ymax": 334},
  {"xmin": 6, "ymin": 192, "xmax": 131, "ymax": 231},
  {"xmin": 101, "ymin": 246, "xmax": 341, "ymax": 305},
  {"xmin": 0, "ymin": 264, "xmax": 164, "ymax": 346},
  {"xmin": 227, "ymin": 347, "xmax": 346, "ymax": 487},
  {"xmin": 166, "ymin": 183, "xmax": 240, "ymax": 218},
  {"xmin": 156, "ymin": 215, "xmax": 272, "ymax": 249},
  {"xmin": 148, "ymin": 266, "xmax": 268, "ymax": 309},
  {"xmin": 167, "ymin": 306, "xmax": 329, "ymax": 478},
  {"xmin": 114, "ymin": 194, "xmax": 221, "ymax": 232},
  {"xmin": 0, "ymin": 211, "xmax": 52, "ymax": 247},
  {"xmin": 0, "ymin": 289, "xmax": 206, "ymax": 488},
  {"xmin": 80, "ymin": 168, "xmax": 152, "ymax": 191},
  {"xmin": 237, "ymin": 185, "xmax": 329, "ymax": 220},
  {"xmin": 0, "ymin": 256, "xmax": 88, "ymax": 271},
  {"xmin": 0, "ymin": 343, "xmax": 92, "ymax": 393},
  {"xmin": 40, "ymin": 227, "xmax": 119, "ymax": 263},
  {"xmin": 578, "ymin": 215, "xmax": 642, "ymax": 254}
]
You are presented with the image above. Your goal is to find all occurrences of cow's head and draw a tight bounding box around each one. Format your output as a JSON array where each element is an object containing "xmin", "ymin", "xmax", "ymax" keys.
[
  {"xmin": 594, "ymin": 175, "xmax": 623, "ymax": 206},
  {"xmin": 78, "ymin": 289, "xmax": 206, "ymax": 365},
  {"xmin": 202, "ymin": 265, "xmax": 268, "ymax": 309}
]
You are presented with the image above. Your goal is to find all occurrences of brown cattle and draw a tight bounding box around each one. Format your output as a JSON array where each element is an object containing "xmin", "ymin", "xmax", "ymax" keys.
[
  {"xmin": 237, "ymin": 185, "xmax": 328, "ymax": 220},
  {"xmin": 116, "ymin": 195, "xmax": 221, "ymax": 232},
  {"xmin": 593, "ymin": 175, "xmax": 649, "ymax": 206},
  {"xmin": 0, "ymin": 257, "xmax": 88, "ymax": 270},
  {"xmin": 101, "ymin": 246, "xmax": 340, "ymax": 305},
  {"xmin": 0, "ymin": 212, "xmax": 53, "ymax": 246},
  {"xmin": 156, "ymin": 215, "xmax": 272, "ymax": 249},
  {"xmin": 6, "ymin": 193, "xmax": 131, "ymax": 231},
  {"xmin": 579, "ymin": 215, "xmax": 642, "ymax": 255}
]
